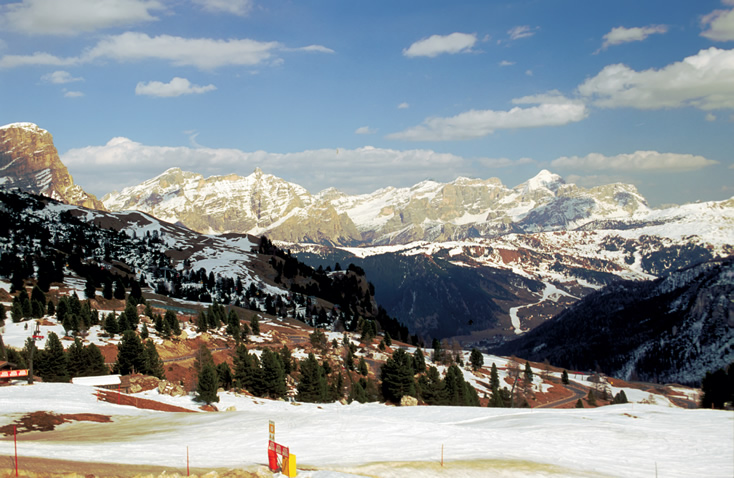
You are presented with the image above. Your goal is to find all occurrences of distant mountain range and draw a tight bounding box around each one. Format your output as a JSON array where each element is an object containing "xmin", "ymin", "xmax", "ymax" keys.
[{"xmin": 2, "ymin": 122, "xmax": 733, "ymax": 346}]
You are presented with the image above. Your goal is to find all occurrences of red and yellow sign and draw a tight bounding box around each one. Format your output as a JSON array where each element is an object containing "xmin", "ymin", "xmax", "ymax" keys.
[{"xmin": 0, "ymin": 370, "xmax": 28, "ymax": 378}]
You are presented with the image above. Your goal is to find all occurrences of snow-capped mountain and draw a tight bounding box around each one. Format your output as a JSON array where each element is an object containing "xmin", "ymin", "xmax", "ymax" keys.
[
  {"xmin": 495, "ymin": 257, "xmax": 734, "ymax": 386},
  {"xmin": 103, "ymin": 166, "xmax": 668, "ymax": 246},
  {"xmin": 0, "ymin": 123, "xmax": 104, "ymax": 210}
]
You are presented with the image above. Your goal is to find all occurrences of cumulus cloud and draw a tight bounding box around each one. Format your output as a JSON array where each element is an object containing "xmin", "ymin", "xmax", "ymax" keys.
[
  {"xmin": 578, "ymin": 47, "xmax": 734, "ymax": 110},
  {"xmin": 551, "ymin": 151, "xmax": 718, "ymax": 172},
  {"xmin": 63, "ymin": 90, "xmax": 84, "ymax": 98},
  {"xmin": 403, "ymin": 32, "xmax": 477, "ymax": 58},
  {"xmin": 0, "ymin": 32, "xmax": 332, "ymax": 70},
  {"xmin": 61, "ymin": 139, "xmax": 492, "ymax": 196},
  {"xmin": 499, "ymin": 60, "xmax": 515, "ymax": 67},
  {"xmin": 387, "ymin": 93, "xmax": 587, "ymax": 141},
  {"xmin": 135, "ymin": 77, "xmax": 216, "ymax": 97},
  {"xmin": 508, "ymin": 26, "xmax": 538, "ymax": 40},
  {"xmin": 701, "ymin": 1, "xmax": 734, "ymax": 41},
  {"xmin": 0, "ymin": 0, "xmax": 163, "ymax": 36},
  {"xmin": 354, "ymin": 126, "xmax": 376, "ymax": 135},
  {"xmin": 596, "ymin": 25, "xmax": 668, "ymax": 53},
  {"xmin": 41, "ymin": 70, "xmax": 83, "ymax": 84},
  {"xmin": 397, "ymin": 102, "xmax": 410, "ymax": 109},
  {"xmin": 192, "ymin": 0, "xmax": 253, "ymax": 17}
]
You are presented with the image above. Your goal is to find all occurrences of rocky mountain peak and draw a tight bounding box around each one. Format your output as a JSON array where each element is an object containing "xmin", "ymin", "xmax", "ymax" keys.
[{"xmin": 0, "ymin": 122, "xmax": 104, "ymax": 210}]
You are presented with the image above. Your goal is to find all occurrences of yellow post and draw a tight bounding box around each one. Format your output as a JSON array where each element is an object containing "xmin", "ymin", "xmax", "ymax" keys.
[{"xmin": 283, "ymin": 453, "xmax": 297, "ymax": 477}]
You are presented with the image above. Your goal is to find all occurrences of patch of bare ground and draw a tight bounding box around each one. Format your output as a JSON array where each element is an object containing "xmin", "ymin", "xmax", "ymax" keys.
[{"xmin": 0, "ymin": 412, "xmax": 112, "ymax": 436}]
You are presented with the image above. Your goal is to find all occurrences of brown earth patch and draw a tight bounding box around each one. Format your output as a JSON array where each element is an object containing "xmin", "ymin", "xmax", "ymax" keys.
[{"xmin": 0, "ymin": 412, "xmax": 111, "ymax": 436}]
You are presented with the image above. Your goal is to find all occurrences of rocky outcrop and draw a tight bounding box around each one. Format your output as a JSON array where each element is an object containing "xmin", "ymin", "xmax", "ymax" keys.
[{"xmin": 0, "ymin": 122, "xmax": 104, "ymax": 210}]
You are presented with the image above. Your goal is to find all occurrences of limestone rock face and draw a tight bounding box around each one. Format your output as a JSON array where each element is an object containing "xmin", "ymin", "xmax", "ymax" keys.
[{"xmin": 0, "ymin": 123, "xmax": 104, "ymax": 210}]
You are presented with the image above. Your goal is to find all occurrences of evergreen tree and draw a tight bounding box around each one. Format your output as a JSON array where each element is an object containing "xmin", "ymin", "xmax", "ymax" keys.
[
  {"xmin": 575, "ymin": 398, "xmax": 584, "ymax": 408},
  {"xmin": 11, "ymin": 302, "xmax": 22, "ymax": 323},
  {"xmin": 0, "ymin": 303, "xmax": 5, "ymax": 327},
  {"xmin": 380, "ymin": 348, "xmax": 415, "ymax": 404},
  {"xmin": 524, "ymin": 361, "xmax": 534, "ymax": 385},
  {"xmin": 31, "ymin": 286, "xmax": 46, "ymax": 311},
  {"xmin": 345, "ymin": 347, "xmax": 355, "ymax": 371},
  {"xmin": 233, "ymin": 344, "xmax": 257, "ymax": 391},
  {"xmin": 701, "ymin": 363, "xmax": 734, "ymax": 409},
  {"xmin": 104, "ymin": 313, "xmax": 118, "ymax": 336},
  {"xmin": 260, "ymin": 348, "xmax": 287, "ymax": 399},
  {"xmin": 66, "ymin": 337, "xmax": 87, "ymax": 378},
  {"xmin": 84, "ymin": 343, "xmax": 108, "ymax": 376},
  {"xmin": 358, "ymin": 356, "xmax": 369, "ymax": 376},
  {"xmin": 226, "ymin": 309, "xmax": 241, "ymax": 341},
  {"xmin": 384, "ymin": 331, "xmax": 392, "ymax": 347},
  {"xmin": 196, "ymin": 362, "xmax": 220, "ymax": 404},
  {"xmin": 418, "ymin": 366, "xmax": 446, "ymax": 405},
  {"xmin": 164, "ymin": 310, "xmax": 181, "ymax": 336},
  {"xmin": 194, "ymin": 343, "xmax": 215, "ymax": 376},
  {"xmin": 490, "ymin": 363, "xmax": 500, "ymax": 390},
  {"xmin": 612, "ymin": 390, "xmax": 629, "ymax": 404},
  {"xmin": 297, "ymin": 353, "xmax": 328, "ymax": 402},
  {"xmin": 115, "ymin": 330, "xmax": 145, "ymax": 375},
  {"xmin": 413, "ymin": 347, "xmax": 426, "ymax": 373},
  {"xmin": 431, "ymin": 338, "xmax": 442, "ymax": 364},
  {"xmin": 217, "ymin": 362, "xmax": 234, "ymax": 390},
  {"xmin": 470, "ymin": 348, "xmax": 484, "ymax": 371},
  {"xmin": 561, "ymin": 369, "xmax": 569, "ymax": 385},
  {"xmin": 41, "ymin": 332, "xmax": 69, "ymax": 382},
  {"xmin": 102, "ymin": 280, "xmax": 113, "ymax": 300},
  {"xmin": 84, "ymin": 277, "xmax": 96, "ymax": 299},
  {"xmin": 114, "ymin": 278, "xmax": 126, "ymax": 300},
  {"xmin": 250, "ymin": 314, "xmax": 260, "ymax": 335},
  {"xmin": 196, "ymin": 311, "xmax": 209, "ymax": 333},
  {"xmin": 140, "ymin": 322, "xmax": 149, "ymax": 340},
  {"xmin": 279, "ymin": 345, "xmax": 293, "ymax": 375},
  {"xmin": 143, "ymin": 340, "xmax": 165, "ymax": 379}
]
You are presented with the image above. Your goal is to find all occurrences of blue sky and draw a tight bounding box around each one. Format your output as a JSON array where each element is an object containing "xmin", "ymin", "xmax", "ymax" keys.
[{"xmin": 1, "ymin": 0, "xmax": 733, "ymax": 206}]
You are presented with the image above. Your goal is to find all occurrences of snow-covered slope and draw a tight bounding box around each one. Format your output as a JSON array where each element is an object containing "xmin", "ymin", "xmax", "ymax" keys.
[{"xmin": 0, "ymin": 383, "xmax": 731, "ymax": 477}]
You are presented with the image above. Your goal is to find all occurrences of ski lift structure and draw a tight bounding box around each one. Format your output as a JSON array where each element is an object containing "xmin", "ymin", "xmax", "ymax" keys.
[{"xmin": 31, "ymin": 321, "xmax": 44, "ymax": 341}]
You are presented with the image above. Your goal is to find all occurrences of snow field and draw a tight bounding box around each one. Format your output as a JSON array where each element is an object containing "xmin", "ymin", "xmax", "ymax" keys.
[{"xmin": 0, "ymin": 383, "xmax": 732, "ymax": 478}]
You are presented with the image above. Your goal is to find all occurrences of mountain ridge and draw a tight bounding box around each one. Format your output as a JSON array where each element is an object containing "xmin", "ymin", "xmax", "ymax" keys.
[{"xmin": 0, "ymin": 123, "xmax": 104, "ymax": 210}]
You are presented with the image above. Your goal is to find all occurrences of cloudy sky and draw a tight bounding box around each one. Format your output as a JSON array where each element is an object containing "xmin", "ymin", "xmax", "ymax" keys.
[{"xmin": 1, "ymin": 0, "xmax": 733, "ymax": 206}]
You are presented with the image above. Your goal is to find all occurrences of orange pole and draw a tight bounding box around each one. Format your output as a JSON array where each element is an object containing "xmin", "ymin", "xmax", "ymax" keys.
[
  {"xmin": 441, "ymin": 444, "xmax": 444, "ymax": 467},
  {"xmin": 187, "ymin": 446, "xmax": 189, "ymax": 476},
  {"xmin": 14, "ymin": 425, "xmax": 18, "ymax": 477}
]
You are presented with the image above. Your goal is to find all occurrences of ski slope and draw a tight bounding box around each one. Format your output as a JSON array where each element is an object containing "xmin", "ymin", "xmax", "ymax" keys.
[{"xmin": 0, "ymin": 383, "xmax": 731, "ymax": 478}]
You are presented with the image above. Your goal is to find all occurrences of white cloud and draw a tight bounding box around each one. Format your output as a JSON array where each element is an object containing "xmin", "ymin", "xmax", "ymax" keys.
[
  {"xmin": 41, "ymin": 70, "xmax": 83, "ymax": 84},
  {"xmin": 597, "ymin": 25, "xmax": 668, "ymax": 52},
  {"xmin": 403, "ymin": 32, "xmax": 477, "ymax": 58},
  {"xmin": 508, "ymin": 26, "xmax": 538, "ymax": 40},
  {"xmin": 387, "ymin": 93, "xmax": 587, "ymax": 141},
  {"xmin": 578, "ymin": 47, "xmax": 734, "ymax": 110},
  {"xmin": 397, "ymin": 102, "xmax": 410, "ymax": 109},
  {"xmin": 525, "ymin": 69, "xmax": 533, "ymax": 76},
  {"xmin": 701, "ymin": 2, "xmax": 734, "ymax": 41},
  {"xmin": 0, "ymin": 52, "xmax": 79, "ymax": 68},
  {"xmin": 499, "ymin": 60, "xmax": 515, "ymax": 67},
  {"xmin": 0, "ymin": 0, "xmax": 163, "ymax": 36},
  {"xmin": 63, "ymin": 90, "xmax": 84, "ymax": 98},
  {"xmin": 551, "ymin": 151, "xmax": 718, "ymax": 172},
  {"xmin": 0, "ymin": 32, "xmax": 331, "ymax": 70},
  {"xmin": 706, "ymin": 113, "xmax": 717, "ymax": 121},
  {"xmin": 354, "ymin": 126, "xmax": 376, "ymax": 135},
  {"xmin": 192, "ymin": 0, "xmax": 253, "ymax": 17},
  {"xmin": 290, "ymin": 45, "xmax": 335, "ymax": 54},
  {"xmin": 135, "ymin": 77, "xmax": 216, "ymax": 97},
  {"xmin": 62, "ymin": 139, "xmax": 479, "ymax": 196},
  {"xmin": 86, "ymin": 32, "xmax": 280, "ymax": 69}
]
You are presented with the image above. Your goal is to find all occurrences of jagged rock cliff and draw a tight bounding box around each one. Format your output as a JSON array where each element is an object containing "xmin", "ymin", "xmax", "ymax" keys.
[{"xmin": 0, "ymin": 122, "xmax": 104, "ymax": 210}]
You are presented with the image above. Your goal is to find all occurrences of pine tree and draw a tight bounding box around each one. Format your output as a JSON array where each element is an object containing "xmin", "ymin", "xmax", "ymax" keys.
[
  {"xmin": 470, "ymin": 348, "xmax": 484, "ymax": 371},
  {"xmin": 114, "ymin": 278, "xmax": 126, "ymax": 300},
  {"xmin": 490, "ymin": 363, "xmax": 500, "ymax": 390},
  {"xmin": 260, "ymin": 348, "xmax": 286, "ymax": 399},
  {"xmin": 216, "ymin": 362, "xmax": 234, "ymax": 390},
  {"xmin": 297, "ymin": 353, "xmax": 328, "ymax": 402},
  {"xmin": 413, "ymin": 347, "xmax": 426, "ymax": 373},
  {"xmin": 380, "ymin": 348, "xmax": 415, "ymax": 404},
  {"xmin": 358, "ymin": 356, "xmax": 369, "ymax": 376},
  {"xmin": 279, "ymin": 345, "xmax": 293, "ymax": 375},
  {"xmin": 102, "ymin": 280, "xmax": 113, "ymax": 300},
  {"xmin": 41, "ymin": 332, "xmax": 69, "ymax": 382},
  {"xmin": 0, "ymin": 303, "xmax": 5, "ymax": 327},
  {"xmin": 562, "ymin": 369, "xmax": 569, "ymax": 385},
  {"xmin": 196, "ymin": 362, "xmax": 220, "ymax": 404},
  {"xmin": 143, "ymin": 340, "xmax": 165, "ymax": 379},
  {"xmin": 194, "ymin": 343, "xmax": 214, "ymax": 376},
  {"xmin": 84, "ymin": 343, "xmax": 108, "ymax": 376},
  {"xmin": 84, "ymin": 278, "xmax": 96, "ymax": 299},
  {"xmin": 250, "ymin": 315, "xmax": 260, "ymax": 335},
  {"xmin": 524, "ymin": 361, "xmax": 534, "ymax": 387},
  {"xmin": 66, "ymin": 337, "xmax": 87, "ymax": 378},
  {"xmin": 587, "ymin": 389, "xmax": 597, "ymax": 407},
  {"xmin": 612, "ymin": 390, "xmax": 629, "ymax": 404},
  {"xmin": 575, "ymin": 398, "xmax": 584, "ymax": 408},
  {"xmin": 115, "ymin": 330, "xmax": 145, "ymax": 375}
]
